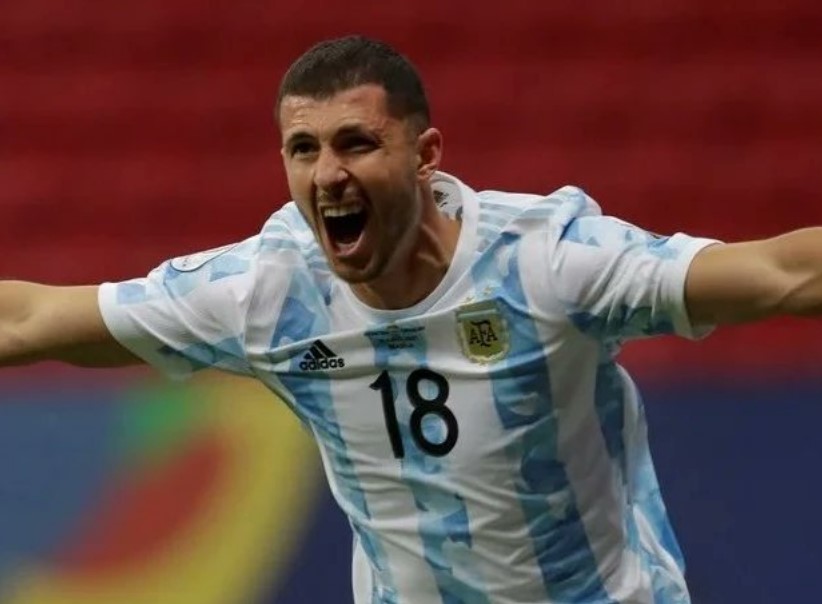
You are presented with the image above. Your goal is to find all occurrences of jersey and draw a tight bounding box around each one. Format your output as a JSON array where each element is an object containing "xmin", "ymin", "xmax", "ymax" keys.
[{"xmin": 98, "ymin": 172, "xmax": 717, "ymax": 604}]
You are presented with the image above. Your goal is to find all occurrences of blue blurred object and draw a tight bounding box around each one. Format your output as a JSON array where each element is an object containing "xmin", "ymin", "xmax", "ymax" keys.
[
  {"xmin": 0, "ymin": 385, "xmax": 119, "ymax": 577},
  {"xmin": 646, "ymin": 379, "xmax": 822, "ymax": 603}
]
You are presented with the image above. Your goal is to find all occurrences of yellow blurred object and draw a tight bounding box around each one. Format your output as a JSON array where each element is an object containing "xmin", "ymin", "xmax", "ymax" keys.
[{"xmin": 5, "ymin": 372, "xmax": 321, "ymax": 604}]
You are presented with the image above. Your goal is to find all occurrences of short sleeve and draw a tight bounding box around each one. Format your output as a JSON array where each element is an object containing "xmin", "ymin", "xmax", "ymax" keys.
[
  {"xmin": 546, "ymin": 187, "xmax": 720, "ymax": 342},
  {"xmin": 98, "ymin": 236, "xmax": 262, "ymax": 380}
]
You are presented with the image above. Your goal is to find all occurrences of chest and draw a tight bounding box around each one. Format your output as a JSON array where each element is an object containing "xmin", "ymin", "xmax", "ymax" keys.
[{"xmin": 252, "ymin": 296, "xmax": 566, "ymax": 470}]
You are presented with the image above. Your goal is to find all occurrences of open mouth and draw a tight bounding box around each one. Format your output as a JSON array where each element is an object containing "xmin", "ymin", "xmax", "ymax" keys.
[{"xmin": 321, "ymin": 201, "xmax": 369, "ymax": 252}]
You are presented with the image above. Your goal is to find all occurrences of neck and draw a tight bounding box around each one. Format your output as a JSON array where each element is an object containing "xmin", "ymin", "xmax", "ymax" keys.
[{"xmin": 351, "ymin": 191, "xmax": 461, "ymax": 310}]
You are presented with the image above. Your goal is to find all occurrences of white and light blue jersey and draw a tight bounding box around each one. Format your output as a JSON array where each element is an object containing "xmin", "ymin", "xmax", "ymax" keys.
[{"xmin": 98, "ymin": 172, "xmax": 717, "ymax": 604}]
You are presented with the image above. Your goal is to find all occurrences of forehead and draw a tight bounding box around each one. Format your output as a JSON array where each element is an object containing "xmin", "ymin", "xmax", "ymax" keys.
[{"xmin": 279, "ymin": 84, "xmax": 397, "ymax": 138}]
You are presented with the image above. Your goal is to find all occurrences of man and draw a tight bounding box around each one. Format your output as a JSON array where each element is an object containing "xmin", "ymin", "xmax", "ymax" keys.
[{"xmin": 1, "ymin": 35, "xmax": 820, "ymax": 603}]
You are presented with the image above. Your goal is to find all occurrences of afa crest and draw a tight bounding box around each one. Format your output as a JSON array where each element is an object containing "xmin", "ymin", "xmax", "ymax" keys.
[{"xmin": 456, "ymin": 299, "xmax": 509, "ymax": 363}]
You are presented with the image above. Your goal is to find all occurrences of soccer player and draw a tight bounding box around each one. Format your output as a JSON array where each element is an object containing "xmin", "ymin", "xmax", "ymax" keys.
[{"xmin": 1, "ymin": 35, "xmax": 821, "ymax": 603}]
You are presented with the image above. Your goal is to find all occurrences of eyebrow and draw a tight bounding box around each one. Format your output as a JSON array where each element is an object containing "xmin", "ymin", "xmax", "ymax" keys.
[
  {"xmin": 334, "ymin": 124, "xmax": 372, "ymax": 138},
  {"xmin": 283, "ymin": 131, "xmax": 315, "ymax": 149},
  {"xmin": 284, "ymin": 122, "xmax": 381, "ymax": 147},
  {"xmin": 331, "ymin": 124, "xmax": 384, "ymax": 148}
]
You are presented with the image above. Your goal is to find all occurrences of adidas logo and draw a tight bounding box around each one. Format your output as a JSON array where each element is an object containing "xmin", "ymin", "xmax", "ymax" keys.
[{"xmin": 299, "ymin": 340, "xmax": 346, "ymax": 371}]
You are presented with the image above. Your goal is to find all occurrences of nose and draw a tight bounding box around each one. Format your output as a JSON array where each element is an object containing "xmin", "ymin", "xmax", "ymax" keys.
[{"xmin": 313, "ymin": 147, "xmax": 347, "ymax": 194}]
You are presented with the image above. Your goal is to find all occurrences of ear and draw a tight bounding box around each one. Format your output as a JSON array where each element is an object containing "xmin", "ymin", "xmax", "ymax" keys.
[{"xmin": 416, "ymin": 127, "xmax": 443, "ymax": 181}]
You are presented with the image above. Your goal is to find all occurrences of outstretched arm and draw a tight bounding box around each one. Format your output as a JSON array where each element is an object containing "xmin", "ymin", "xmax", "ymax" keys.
[
  {"xmin": 0, "ymin": 281, "xmax": 140, "ymax": 367},
  {"xmin": 685, "ymin": 227, "xmax": 822, "ymax": 325}
]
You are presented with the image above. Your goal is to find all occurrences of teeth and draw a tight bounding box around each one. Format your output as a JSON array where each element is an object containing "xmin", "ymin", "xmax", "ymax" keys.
[{"xmin": 321, "ymin": 201, "xmax": 365, "ymax": 218}]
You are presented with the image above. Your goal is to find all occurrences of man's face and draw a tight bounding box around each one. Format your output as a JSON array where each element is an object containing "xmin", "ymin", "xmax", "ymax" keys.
[{"xmin": 279, "ymin": 84, "xmax": 427, "ymax": 284}]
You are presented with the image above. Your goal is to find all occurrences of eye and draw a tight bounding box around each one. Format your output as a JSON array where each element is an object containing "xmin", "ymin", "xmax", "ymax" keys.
[
  {"xmin": 341, "ymin": 136, "xmax": 377, "ymax": 153},
  {"xmin": 289, "ymin": 141, "xmax": 317, "ymax": 157}
]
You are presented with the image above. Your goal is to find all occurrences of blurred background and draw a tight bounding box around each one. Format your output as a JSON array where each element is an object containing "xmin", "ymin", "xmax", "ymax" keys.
[{"xmin": 1, "ymin": 1, "xmax": 821, "ymax": 602}]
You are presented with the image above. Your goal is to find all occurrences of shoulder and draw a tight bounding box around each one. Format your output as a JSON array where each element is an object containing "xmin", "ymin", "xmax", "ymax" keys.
[
  {"xmin": 260, "ymin": 202, "xmax": 315, "ymax": 249},
  {"xmin": 475, "ymin": 185, "xmax": 602, "ymax": 243},
  {"xmin": 163, "ymin": 202, "xmax": 313, "ymax": 276},
  {"xmin": 251, "ymin": 203, "xmax": 334, "ymax": 307},
  {"xmin": 160, "ymin": 202, "xmax": 326, "ymax": 296},
  {"xmin": 258, "ymin": 203, "xmax": 327, "ymax": 269}
]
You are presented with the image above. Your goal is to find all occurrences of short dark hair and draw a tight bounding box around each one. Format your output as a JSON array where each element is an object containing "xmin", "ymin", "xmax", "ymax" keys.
[{"xmin": 276, "ymin": 35, "xmax": 430, "ymax": 131}]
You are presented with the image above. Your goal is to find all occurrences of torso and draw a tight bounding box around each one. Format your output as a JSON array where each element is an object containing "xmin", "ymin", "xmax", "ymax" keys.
[{"xmin": 237, "ymin": 174, "xmax": 687, "ymax": 603}]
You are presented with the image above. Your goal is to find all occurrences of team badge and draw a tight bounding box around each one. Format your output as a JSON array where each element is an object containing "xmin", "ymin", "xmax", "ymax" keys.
[{"xmin": 456, "ymin": 299, "xmax": 509, "ymax": 363}]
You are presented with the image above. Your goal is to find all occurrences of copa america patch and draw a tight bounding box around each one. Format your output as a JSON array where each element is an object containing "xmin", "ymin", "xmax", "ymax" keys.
[{"xmin": 170, "ymin": 244, "xmax": 236, "ymax": 272}]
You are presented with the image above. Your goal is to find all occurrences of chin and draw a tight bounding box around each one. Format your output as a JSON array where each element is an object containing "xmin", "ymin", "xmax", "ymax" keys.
[{"xmin": 330, "ymin": 261, "xmax": 381, "ymax": 285}]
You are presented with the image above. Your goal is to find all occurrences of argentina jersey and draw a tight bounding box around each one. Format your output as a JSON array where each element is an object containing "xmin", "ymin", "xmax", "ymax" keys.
[{"xmin": 98, "ymin": 172, "xmax": 718, "ymax": 603}]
